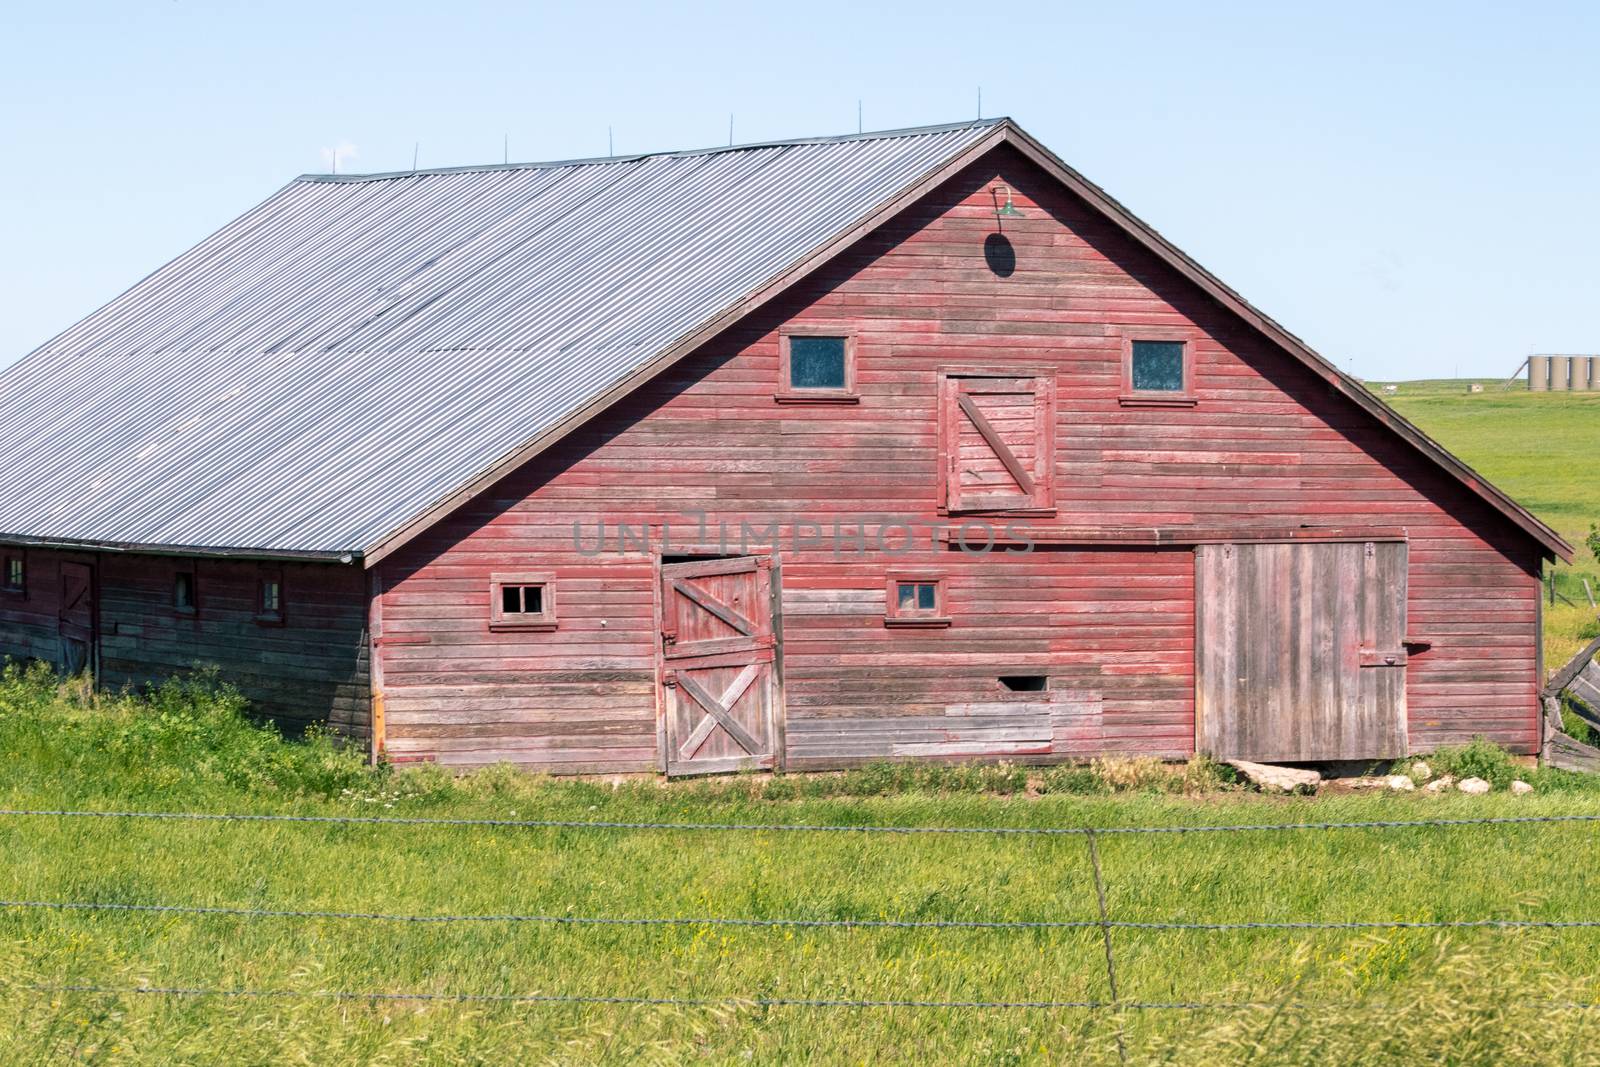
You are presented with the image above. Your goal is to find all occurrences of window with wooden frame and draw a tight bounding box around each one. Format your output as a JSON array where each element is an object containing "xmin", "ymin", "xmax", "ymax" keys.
[
  {"xmin": 776, "ymin": 325, "xmax": 858, "ymax": 403},
  {"xmin": 884, "ymin": 573, "xmax": 950, "ymax": 628},
  {"xmin": 489, "ymin": 572, "xmax": 557, "ymax": 632},
  {"xmin": 1119, "ymin": 329, "xmax": 1196, "ymax": 406},
  {"xmin": 173, "ymin": 564, "xmax": 197, "ymax": 617},
  {"xmin": 255, "ymin": 567, "xmax": 284, "ymax": 625},
  {"xmin": 937, "ymin": 369, "xmax": 1055, "ymax": 514},
  {"xmin": 2, "ymin": 551, "xmax": 24, "ymax": 598}
]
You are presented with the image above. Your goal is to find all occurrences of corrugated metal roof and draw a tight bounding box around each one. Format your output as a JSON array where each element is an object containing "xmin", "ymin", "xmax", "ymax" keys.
[{"xmin": 0, "ymin": 120, "xmax": 1000, "ymax": 556}]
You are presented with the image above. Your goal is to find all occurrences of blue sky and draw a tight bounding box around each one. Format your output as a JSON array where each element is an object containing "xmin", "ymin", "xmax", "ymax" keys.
[{"xmin": 4, "ymin": 0, "xmax": 1595, "ymax": 378}]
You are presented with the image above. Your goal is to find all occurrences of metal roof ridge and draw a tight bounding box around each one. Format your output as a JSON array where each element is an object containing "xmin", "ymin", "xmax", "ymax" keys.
[{"xmin": 293, "ymin": 118, "xmax": 1010, "ymax": 185}]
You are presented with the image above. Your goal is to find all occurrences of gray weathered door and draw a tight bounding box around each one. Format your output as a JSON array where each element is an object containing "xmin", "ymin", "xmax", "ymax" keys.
[
  {"xmin": 1195, "ymin": 541, "xmax": 1408, "ymax": 762},
  {"xmin": 58, "ymin": 561, "xmax": 96, "ymax": 677},
  {"xmin": 658, "ymin": 556, "xmax": 779, "ymax": 776}
]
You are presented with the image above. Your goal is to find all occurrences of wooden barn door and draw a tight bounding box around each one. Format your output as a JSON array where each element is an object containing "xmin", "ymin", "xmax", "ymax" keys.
[
  {"xmin": 658, "ymin": 556, "xmax": 780, "ymax": 776},
  {"xmin": 938, "ymin": 371, "xmax": 1054, "ymax": 513},
  {"xmin": 1195, "ymin": 541, "xmax": 1408, "ymax": 762},
  {"xmin": 58, "ymin": 561, "xmax": 97, "ymax": 677}
]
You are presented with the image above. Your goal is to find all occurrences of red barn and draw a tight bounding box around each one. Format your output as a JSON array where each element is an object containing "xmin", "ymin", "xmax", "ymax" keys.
[{"xmin": 0, "ymin": 119, "xmax": 1570, "ymax": 773}]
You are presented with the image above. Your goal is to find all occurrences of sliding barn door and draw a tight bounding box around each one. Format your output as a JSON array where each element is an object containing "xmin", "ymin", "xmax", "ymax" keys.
[
  {"xmin": 1196, "ymin": 541, "xmax": 1408, "ymax": 762},
  {"xmin": 658, "ymin": 556, "xmax": 779, "ymax": 776}
]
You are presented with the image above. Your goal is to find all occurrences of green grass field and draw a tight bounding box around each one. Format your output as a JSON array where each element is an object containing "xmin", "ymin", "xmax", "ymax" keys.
[
  {"xmin": 1373, "ymin": 379, "xmax": 1600, "ymax": 668},
  {"xmin": 5, "ymin": 669, "xmax": 1600, "ymax": 1064}
]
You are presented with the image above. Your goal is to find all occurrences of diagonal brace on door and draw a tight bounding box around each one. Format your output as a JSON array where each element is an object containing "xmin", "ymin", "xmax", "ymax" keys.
[
  {"xmin": 676, "ymin": 664, "xmax": 763, "ymax": 758},
  {"xmin": 672, "ymin": 580, "xmax": 757, "ymax": 637},
  {"xmin": 956, "ymin": 392, "xmax": 1034, "ymax": 494}
]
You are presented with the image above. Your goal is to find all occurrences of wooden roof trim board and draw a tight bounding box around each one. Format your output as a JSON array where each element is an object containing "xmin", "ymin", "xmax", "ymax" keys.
[
  {"xmin": 0, "ymin": 532, "xmax": 355, "ymax": 564},
  {"xmin": 936, "ymin": 526, "xmax": 1412, "ymax": 548},
  {"xmin": 361, "ymin": 120, "xmax": 1570, "ymax": 568}
]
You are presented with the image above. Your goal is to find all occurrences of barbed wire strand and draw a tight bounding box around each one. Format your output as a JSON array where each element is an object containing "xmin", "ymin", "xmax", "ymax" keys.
[
  {"xmin": 24, "ymin": 984, "xmax": 1600, "ymax": 1013},
  {"xmin": 2, "ymin": 808, "xmax": 1598, "ymax": 836},
  {"xmin": 15, "ymin": 984, "xmax": 1262, "ymax": 1011},
  {"xmin": 7, "ymin": 899, "xmax": 1598, "ymax": 933}
]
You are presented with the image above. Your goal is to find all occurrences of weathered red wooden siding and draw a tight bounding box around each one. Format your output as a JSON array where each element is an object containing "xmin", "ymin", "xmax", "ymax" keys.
[
  {"xmin": 98, "ymin": 556, "xmax": 370, "ymax": 734},
  {"xmin": 376, "ymin": 144, "xmax": 1544, "ymax": 769},
  {"xmin": 0, "ymin": 548, "xmax": 370, "ymax": 735},
  {"xmin": 0, "ymin": 548, "xmax": 76, "ymax": 663}
]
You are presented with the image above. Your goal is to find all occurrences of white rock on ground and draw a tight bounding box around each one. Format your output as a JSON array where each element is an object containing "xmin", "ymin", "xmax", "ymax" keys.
[
  {"xmin": 1385, "ymin": 774, "xmax": 1416, "ymax": 791},
  {"xmin": 1457, "ymin": 777, "xmax": 1491, "ymax": 795},
  {"xmin": 1410, "ymin": 761, "xmax": 1432, "ymax": 780},
  {"xmin": 1225, "ymin": 760, "xmax": 1321, "ymax": 793},
  {"xmin": 1510, "ymin": 780, "xmax": 1534, "ymax": 795},
  {"xmin": 1423, "ymin": 776, "xmax": 1455, "ymax": 793}
]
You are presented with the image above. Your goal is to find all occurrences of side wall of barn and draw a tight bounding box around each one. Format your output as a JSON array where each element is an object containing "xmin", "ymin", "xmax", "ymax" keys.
[
  {"xmin": 0, "ymin": 547, "xmax": 371, "ymax": 736},
  {"xmin": 0, "ymin": 546, "xmax": 80, "ymax": 663},
  {"xmin": 374, "ymin": 144, "xmax": 1546, "ymax": 770}
]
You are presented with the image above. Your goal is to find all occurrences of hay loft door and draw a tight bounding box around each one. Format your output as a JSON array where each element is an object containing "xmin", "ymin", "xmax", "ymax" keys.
[
  {"xmin": 1196, "ymin": 540, "xmax": 1408, "ymax": 762},
  {"xmin": 658, "ymin": 556, "xmax": 780, "ymax": 777},
  {"xmin": 937, "ymin": 370, "xmax": 1055, "ymax": 513}
]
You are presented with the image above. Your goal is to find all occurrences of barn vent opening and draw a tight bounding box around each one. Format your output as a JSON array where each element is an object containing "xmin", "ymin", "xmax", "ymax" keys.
[{"xmin": 998, "ymin": 674, "xmax": 1047, "ymax": 692}]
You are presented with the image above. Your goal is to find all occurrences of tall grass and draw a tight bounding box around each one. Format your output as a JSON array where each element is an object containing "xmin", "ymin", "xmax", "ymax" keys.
[
  {"xmin": 4, "ymin": 663, "xmax": 1600, "ymax": 1064},
  {"xmin": 0, "ymin": 660, "xmax": 371, "ymax": 804}
]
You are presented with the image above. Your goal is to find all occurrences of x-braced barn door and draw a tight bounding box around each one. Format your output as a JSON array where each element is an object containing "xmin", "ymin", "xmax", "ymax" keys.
[
  {"xmin": 1195, "ymin": 540, "xmax": 1408, "ymax": 762},
  {"xmin": 58, "ymin": 561, "xmax": 97, "ymax": 678},
  {"xmin": 658, "ymin": 556, "xmax": 781, "ymax": 776}
]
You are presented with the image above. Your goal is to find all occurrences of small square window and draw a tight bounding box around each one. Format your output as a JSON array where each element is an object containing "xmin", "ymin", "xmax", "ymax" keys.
[
  {"xmin": 1121, "ymin": 333, "xmax": 1195, "ymax": 405},
  {"xmin": 174, "ymin": 570, "xmax": 197, "ymax": 615},
  {"xmin": 790, "ymin": 336, "xmax": 846, "ymax": 389},
  {"xmin": 1130, "ymin": 341, "xmax": 1185, "ymax": 392},
  {"xmin": 777, "ymin": 327, "xmax": 858, "ymax": 403},
  {"xmin": 490, "ymin": 572, "xmax": 557, "ymax": 631},
  {"xmin": 255, "ymin": 569, "xmax": 284, "ymax": 625},
  {"xmin": 2, "ymin": 554, "xmax": 23, "ymax": 596},
  {"xmin": 885, "ymin": 574, "xmax": 950, "ymax": 628}
]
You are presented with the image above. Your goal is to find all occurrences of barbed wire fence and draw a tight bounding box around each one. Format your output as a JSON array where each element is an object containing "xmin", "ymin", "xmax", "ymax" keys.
[{"xmin": 4, "ymin": 804, "xmax": 1600, "ymax": 1054}]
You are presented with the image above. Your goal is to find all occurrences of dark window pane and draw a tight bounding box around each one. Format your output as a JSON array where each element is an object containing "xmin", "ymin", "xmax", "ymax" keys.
[
  {"xmin": 916, "ymin": 583, "xmax": 937, "ymax": 610},
  {"xmin": 789, "ymin": 336, "xmax": 847, "ymax": 389},
  {"xmin": 261, "ymin": 581, "xmax": 280, "ymax": 613},
  {"xmin": 502, "ymin": 584, "xmax": 545, "ymax": 615},
  {"xmin": 1131, "ymin": 341, "xmax": 1185, "ymax": 392},
  {"xmin": 5, "ymin": 559, "xmax": 20, "ymax": 588},
  {"xmin": 897, "ymin": 583, "xmax": 916, "ymax": 609},
  {"xmin": 175, "ymin": 573, "xmax": 193, "ymax": 608}
]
